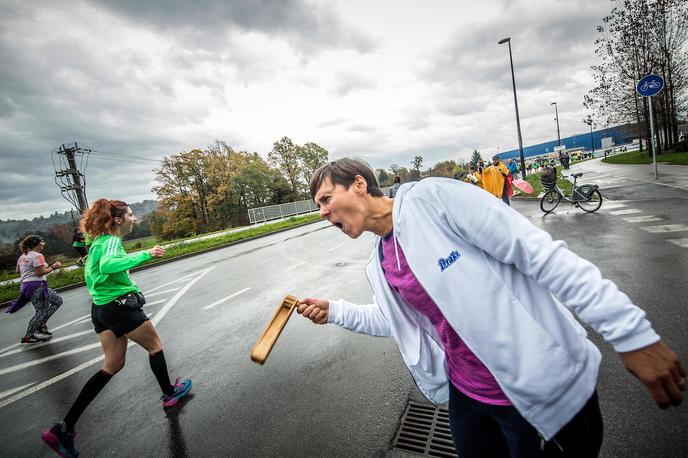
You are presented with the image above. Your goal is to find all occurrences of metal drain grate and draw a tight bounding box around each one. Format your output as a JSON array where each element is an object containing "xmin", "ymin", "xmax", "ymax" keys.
[{"xmin": 392, "ymin": 401, "xmax": 457, "ymax": 457}]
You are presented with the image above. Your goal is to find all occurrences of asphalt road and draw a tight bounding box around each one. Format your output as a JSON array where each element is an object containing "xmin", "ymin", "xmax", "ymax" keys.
[{"xmin": 1, "ymin": 158, "xmax": 686, "ymax": 457}]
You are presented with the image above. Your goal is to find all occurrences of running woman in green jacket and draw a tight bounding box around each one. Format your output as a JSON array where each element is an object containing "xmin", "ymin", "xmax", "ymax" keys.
[{"xmin": 42, "ymin": 199, "xmax": 191, "ymax": 458}]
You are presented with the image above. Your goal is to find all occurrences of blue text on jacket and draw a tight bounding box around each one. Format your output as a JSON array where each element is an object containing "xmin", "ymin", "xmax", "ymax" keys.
[{"xmin": 438, "ymin": 250, "xmax": 461, "ymax": 272}]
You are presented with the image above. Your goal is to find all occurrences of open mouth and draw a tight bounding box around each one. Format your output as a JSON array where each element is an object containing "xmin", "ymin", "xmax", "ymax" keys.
[{"xmin": 333, "ymin": 222, "xmax": 343, "ymax": 230}]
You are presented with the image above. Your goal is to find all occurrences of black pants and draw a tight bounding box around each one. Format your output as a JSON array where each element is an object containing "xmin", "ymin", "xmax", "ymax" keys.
[{"xmin": 448, "ymin": 383, "xmax": 603, "ymax": 457}]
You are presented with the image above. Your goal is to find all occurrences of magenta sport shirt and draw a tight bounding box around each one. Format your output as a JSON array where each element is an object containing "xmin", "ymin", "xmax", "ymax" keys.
[{"xmin": 381, "ymin": 231, "xmax": 511, "ymax": 406}]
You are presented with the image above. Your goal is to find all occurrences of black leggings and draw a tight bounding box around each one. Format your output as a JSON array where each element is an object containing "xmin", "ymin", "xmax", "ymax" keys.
[
  {"xmin": 26, "ymin": 287, "xmax": 62, "ymax": 335},
  {"xmin": 448, "ymin": 384, "xmax": 603, "ymax": 457}
]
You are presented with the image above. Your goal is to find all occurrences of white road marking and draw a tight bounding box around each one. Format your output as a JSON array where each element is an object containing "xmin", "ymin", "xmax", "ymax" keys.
[
  {"xmin": 0, "ymin": 355, "xmax": 105, "ymax": 409},
  {"xmin": 73, "ymin": 318, "xmax": 91, "ymax": 326},
  {"xmin": 203, "ymin": 287, "xmax": 252, "ymax": 310},
  {"xmin": 609, "ymin": 209, "xmax": 643, "ymax": 215},
  {"xmin": 326, "ymin": 243, "xmax": 344, "ymax": 252},
  {"xmin": 600, "ymin": 202, "xmax": 627, "ymax": 209},
  {"xmin": 640, "ymin": 224, "xmax": 688, "ymax": 234},
  {"xmin": 50, "ymin": 314, "xmax": 91, "ymax": 332},
  {"xmin": 144, "ymin": 271, "xmax": 200, "ymax": 293},
  {"xmin": 668, "ymin": 238, "xmax": 688, "ymax": 248},
  {"xmin": 284, "ymin": 261, "xmax": 306, "ymax": 272},
  {"xmin": 0, "ymin": 382, "xmax": 36, "ymax": 400},
  {"xmin": 0, "ymin": 267, "xmax": 215, "ymax": 409},
  {"xmin": 622, "ymin": 216, "xmax": 664, "ymax": 223},
  {"xmin": 143, "ymin": 299, "xmax": 166, "ymax": 307},
  {"xmin": 610, "ymin": 174, "xmax": 688, "ymax": 192},
  {"xmin": 146, "ymin": 288, "xmax": 180, "ymax": 298},
  {"xmin": 0, "ymin": 331, "xmax": 93, "ymax": 359},
  {"xmin": 0, "ymin": 343, "xmax": 102, "ymax": 376},
  {"xmin": 151, "ymin": 267, "xmax": 215, "ymax": 327},
  {"xmin": 0, "ymin": 342, "xmax": 21, "ymax": 355}
]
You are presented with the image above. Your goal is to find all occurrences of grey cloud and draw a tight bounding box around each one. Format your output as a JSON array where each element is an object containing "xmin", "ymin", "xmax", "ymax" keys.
[
  {"xmin": 0, "ymin": 146, "xmax": 160, "ymax": 219},
  {"xmin": 328, "ymin": 71, "xmax": 377, "ymax": 97},
  {"xmin": 88, "ymin": 0, "xmax": 375, "ymax": 55},
  {"xmin": 419, "ymin": 2, "xmax": 606, "ymax": 92}
]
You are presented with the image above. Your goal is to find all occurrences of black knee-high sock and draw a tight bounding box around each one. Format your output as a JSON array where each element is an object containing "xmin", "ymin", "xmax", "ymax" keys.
[
  {"xmin": 64, "ymin": 370, "xmax": 113, "ymax": 432},
  {"xmin": 149, "ymin": 350, "xmax": 174, "ymax": 396}
]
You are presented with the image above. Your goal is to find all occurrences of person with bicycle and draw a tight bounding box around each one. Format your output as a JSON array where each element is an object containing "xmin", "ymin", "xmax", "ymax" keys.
[{"xmin": 297, "ymin": 158, "xmax": 685, "ymax": 457}]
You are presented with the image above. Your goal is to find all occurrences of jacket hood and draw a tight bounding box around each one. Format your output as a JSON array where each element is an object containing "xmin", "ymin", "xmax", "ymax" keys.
[{"xmin": 391, "ymin": 181, "xmax": 418, "ymax": 234}]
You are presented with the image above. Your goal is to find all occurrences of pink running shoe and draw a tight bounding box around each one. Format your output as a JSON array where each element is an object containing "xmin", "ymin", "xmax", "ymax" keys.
[
  {"xmin": 161, "ymin": 377, "xmax": 192, "ymax": 407},
  {"xmin": 42, "ymin": 422, "xmax": 78, "ymax": 458}
]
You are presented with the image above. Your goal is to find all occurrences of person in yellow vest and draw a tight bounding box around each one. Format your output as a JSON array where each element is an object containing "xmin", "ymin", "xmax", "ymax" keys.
[
  {"xmin": 464, "ymin": 166, "xmax": 482, "ymax": 187},
  {"xmin": 481, "ymin": 155, "xmax": 511, "ymax": 206}
]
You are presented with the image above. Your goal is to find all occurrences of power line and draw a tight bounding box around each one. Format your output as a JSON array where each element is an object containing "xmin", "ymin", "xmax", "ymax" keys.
[
  {"xmin": 87, "ymin": 153, "xmax": 162, "ymax": 166},
  {"xmin": 88, "ymin": 149, "xmax": 163, "ymax": 165}
]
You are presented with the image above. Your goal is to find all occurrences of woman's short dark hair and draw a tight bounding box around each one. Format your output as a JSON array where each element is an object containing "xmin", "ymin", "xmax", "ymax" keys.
[
  {"xmin": 19, "ymin": 235, "xmax": 43, "ymax": 254},
  {"xmin": 393, "ymin": 175, "xmax": 401, "ymax": 184},
  {"xmin": 309, "ymin": 158, "xmax": 384, "ymax": 199}
]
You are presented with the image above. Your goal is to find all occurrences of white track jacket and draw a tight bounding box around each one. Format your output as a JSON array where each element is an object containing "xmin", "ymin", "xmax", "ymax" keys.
[{"xmin": 327, "ymin": 178, "xmax": 659, "ymax": 440}]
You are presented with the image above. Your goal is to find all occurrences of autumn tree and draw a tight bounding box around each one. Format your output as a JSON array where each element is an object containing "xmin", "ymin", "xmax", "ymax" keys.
[
  {"xmin": 426, "ymin": 160, "xmax": 465, "ymax": 178},
  {"xmin": 268, "ymin": 137, "xmax": 302, "ymax": 200},
  {"xmin": 377, "ymin": 168, "xmax": 390, "ymax": 187},
  {"xmin": 298, "ymin": 142, "xmax": 329, "ymax": 195},
  {"xmin": 585, "ymin": 0, "xmax": 688, "ymax": 155}
]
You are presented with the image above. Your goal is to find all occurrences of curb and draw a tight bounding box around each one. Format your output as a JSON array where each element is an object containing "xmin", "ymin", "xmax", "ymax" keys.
[{"xmin": 1, "ymin": 217, "xmax": 325, "ymax": 309}]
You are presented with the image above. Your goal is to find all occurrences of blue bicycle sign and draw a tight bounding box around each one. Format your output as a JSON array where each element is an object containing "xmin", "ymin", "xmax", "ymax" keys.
[{"xmin": 636, "ymin": 74, "xmax": 664, "ymax": 97}]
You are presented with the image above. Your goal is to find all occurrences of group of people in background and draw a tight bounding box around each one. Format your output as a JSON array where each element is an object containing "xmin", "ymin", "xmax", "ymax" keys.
[
  {"xmin": 526, "ymin": 158, "xmax": 557, "ymax": 174},
  {"xmin": 461, "ymin": 156, "xmax": 517, "ymax": 206}
]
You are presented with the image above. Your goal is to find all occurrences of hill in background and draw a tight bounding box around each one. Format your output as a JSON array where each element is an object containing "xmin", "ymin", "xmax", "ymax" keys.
[{"xmin": 0, "ymin": 200, "xmax": 157, "ymax": 244}]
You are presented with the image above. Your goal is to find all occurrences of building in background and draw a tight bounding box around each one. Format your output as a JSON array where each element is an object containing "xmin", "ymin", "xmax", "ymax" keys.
[{"xmin": 497, "ymin": 122, "xmax": 642, "ymax": 162}]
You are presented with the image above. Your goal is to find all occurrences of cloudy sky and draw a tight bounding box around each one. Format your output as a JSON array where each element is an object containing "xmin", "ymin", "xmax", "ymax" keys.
[{"xmin": 0, "ymin": 0, "xmax": 612, "ymax": 220}]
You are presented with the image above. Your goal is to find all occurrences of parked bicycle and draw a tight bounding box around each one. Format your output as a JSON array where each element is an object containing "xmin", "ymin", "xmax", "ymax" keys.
[{"xmin": 540, "ymin": 169, "xmax": 603, "ymax": 213}]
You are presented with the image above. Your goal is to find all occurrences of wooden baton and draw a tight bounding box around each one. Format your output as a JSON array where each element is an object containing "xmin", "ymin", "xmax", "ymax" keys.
[{"xmin": 250, "ymin": 295, "xmax": 299, "ymax": 365}]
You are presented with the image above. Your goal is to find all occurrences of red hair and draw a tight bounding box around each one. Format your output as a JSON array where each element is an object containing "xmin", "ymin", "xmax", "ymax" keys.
[{"xmin": 81, "ymin": 199, "xmax": 129, "ymax": 238}]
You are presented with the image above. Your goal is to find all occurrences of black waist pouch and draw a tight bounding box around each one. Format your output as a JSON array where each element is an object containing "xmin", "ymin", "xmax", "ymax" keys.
[{"xmin": 114, "ymin": 292, "xmax": 146, "ymax": 310}]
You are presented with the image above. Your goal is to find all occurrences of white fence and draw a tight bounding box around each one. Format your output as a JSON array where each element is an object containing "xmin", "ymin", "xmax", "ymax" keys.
[
  {"xmin": 247, "ymin": 185, "xmax": 394, "ymax": 225},
  {"xmin": 248, "ymin": 200, "xmax": 319, "ymax": 224}
]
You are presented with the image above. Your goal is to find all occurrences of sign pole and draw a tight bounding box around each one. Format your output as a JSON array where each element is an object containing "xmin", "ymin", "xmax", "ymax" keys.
[
  {"xmin": 636, "ymin": 73, "xmax": 664, "ymax": 180},
  {"xmin": 648, "ymin": 97, "xmax": 657, "ymax": 179}
]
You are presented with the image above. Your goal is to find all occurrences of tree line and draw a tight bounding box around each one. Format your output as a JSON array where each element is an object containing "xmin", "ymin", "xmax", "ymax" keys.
[
  {"xmin": 152, "ymin": 143, "xmax": 474, "ymax": 240},
  {"xmin": 149, "ymin": 138, "xmax": 329, "ymax": 239},
  {"xmin": 585, "ymin": 0, "xmax": 688, "ymax": 154}
]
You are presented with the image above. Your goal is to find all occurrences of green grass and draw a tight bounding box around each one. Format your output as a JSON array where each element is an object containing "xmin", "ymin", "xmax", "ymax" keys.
[
  {"xmin": 602, "ymin": 149, "xmax": 688, "ymax": 165},
  {"xmin": 0, "ymin": 213, "xmax": 321, "ymax": 304},
  {"xmin": 515, "ymin": 167, "xmax": 573, "ymax": 197},
  {"xmin": 123, "ymin": 236, "xmax": 158, "ymax": 252}
]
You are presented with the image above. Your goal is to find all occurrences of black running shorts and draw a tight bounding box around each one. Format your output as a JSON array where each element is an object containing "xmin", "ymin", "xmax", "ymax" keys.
[{"xmin": 91, "ymin": 295, "xmax": 148, "ymax": 338}]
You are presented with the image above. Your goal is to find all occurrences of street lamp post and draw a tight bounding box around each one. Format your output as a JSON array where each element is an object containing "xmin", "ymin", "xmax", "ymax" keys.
[
  {"xmin": 584, "ymin": 116, "xmax": 595, "ymax": 156},
  {"xmin": 498, "ymin": 37, "xmax": 526, "ymax": 179},
  {"xmin": 551, "ymin": 101, "xmax": 561, "ymax": 146}
]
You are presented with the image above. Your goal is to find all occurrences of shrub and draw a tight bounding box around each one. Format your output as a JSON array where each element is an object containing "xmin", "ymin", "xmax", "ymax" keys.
[{"xmin": 672, "ymin": 140, "xmax": 688, "ymax": 153}]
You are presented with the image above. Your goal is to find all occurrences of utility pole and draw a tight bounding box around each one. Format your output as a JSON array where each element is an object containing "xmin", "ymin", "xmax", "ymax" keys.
[{"xmin": 54, "ymin": 143, "xmax": 89, "ymax": 213}]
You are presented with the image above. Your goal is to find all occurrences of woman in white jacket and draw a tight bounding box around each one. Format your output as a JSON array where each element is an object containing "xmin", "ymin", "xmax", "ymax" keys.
[{"xmin": 298, "ymin": 158, "xmax": 685, "ymax": 457}]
